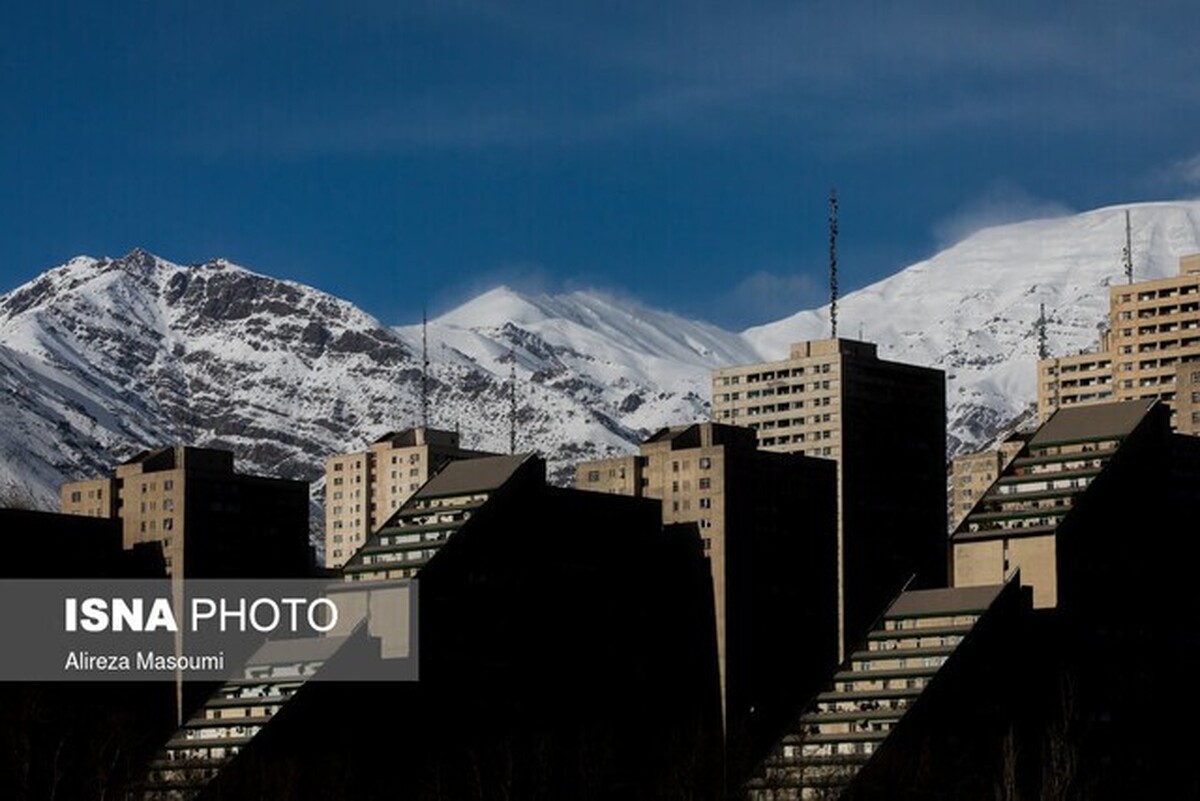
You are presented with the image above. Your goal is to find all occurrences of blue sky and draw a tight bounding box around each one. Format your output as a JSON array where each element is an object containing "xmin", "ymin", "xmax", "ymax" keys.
[{"xmin": 3, "ymin": 2, "xmax": 1199, "ymax": 329}]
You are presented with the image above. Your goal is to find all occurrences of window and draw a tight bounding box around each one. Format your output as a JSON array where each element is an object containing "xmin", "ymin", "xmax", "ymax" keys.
[
  {"xmin": 699, "ymin": 498, "xmax": 712, "ymax": 509},
  {"xmin": 163, "ymin": 518, "xmax": 173, "ymax": 531},
  {"xmin": 333, "ymin": 477, "xmax": 344, "ymax": 486},
  {"xmin": 587, "ymin": 470, "xmax": 601, "ymax": 482},
  {"xmin": 699, "ymin": 457, "xmax": 712, "ymax": 470},
  {"xmin": 70, "ymin": 491, "xmax": 82, "ymax": 503},
  {"xmin": 698, "ymin": 478, "xmax": 712, "ymax": 490},
  {"xmin": 409, "ymin": 454, "xmax": 421, "ymax": 463},
  {"xmin": 699, "ymin": 519, "xmax": 712, "ymax": 529}
]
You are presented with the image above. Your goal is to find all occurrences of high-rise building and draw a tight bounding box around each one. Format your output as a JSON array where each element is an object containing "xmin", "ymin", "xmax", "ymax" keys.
[
  {"xmin": 948, "ymin": 432, "xmax": 1029, "ymax": 530},
  {"xmin": 1038, "ymin": 253, "xmax": 1200, "ymax": 432},
  {"xmin": 144, "ymin": 453, "xmax": 722, "ymax": 800},
  {"xmin": 711, "ymin": 338, "xmax": 947, "ymax": 656},
  {"xmin": 951, "ymin": 398, "xmax": 1200, "ymax": 617},
  {"xmin": 576, "ymin": 422, "xmax": 838, "ymax": 781},
  {"xmin": 744, "ymin": 580, "xmax": 1032, "ymax": 801},
  {"xmin": 60, "ymin": 445, "xmax": 310, "ymax": 578},
  {"xmin": 323, "ymin": 427, "xmax": 494, "ymax": 568}
]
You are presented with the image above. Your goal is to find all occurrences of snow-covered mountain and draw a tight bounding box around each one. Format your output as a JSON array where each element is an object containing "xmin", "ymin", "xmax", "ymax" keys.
[
  {"xmin": 3, "ymin": 200, "xmax": 1199, "ymax": 521},
  {"xmin": 0, "ymin": 251, "xmax": 748, "ymax": 511},
  {"xmin": 745, "ymin": 201, "xmax": 1200, "ymax": 451}
]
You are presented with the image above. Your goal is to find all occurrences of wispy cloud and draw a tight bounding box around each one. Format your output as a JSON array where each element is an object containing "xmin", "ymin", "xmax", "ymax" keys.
[
  {"xmin": 932, "ymin": 182, "xmax": 1073, "ymax": 248},
  {"xmin": 722, "ymin": 270, "xmax": 822, "ymax": 327},
  {"xmin": 1166, "ymin": 153, "xmax": 1200, "ymax": 187}
]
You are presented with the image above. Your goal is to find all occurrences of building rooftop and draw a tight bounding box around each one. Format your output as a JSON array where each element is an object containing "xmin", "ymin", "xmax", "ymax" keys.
[
  {"xmin": 245, "ymin": 635, "xmax": 349, "ymax": 668},
  {"xmin": 885, "ymin": 585, "xmax": 1006, "ymax": 619},
  {"xmin": 371, "ymin": 426, "xmax": 459, "ymax": 448},
  {"xmin": 415, "ymin": 453, "xmax": 534, "ymax": 499},
  {"xmin": 1029, "ymin": 399, "xmax": 1156, "ymax": 447},
  {"xmin": 642, "ymin": 421, "xmax": 757, "ymax": 450}
]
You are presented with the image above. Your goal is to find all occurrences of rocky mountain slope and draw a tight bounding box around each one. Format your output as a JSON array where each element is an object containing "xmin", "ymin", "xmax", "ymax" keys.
[{"xmin": 3, "ymin": 200, "xmax": 1199, "ymax": 521}]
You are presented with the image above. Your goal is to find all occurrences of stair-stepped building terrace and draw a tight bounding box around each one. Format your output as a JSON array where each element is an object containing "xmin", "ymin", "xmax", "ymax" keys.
[{"xmin": 744, "ymin": 583, "xmax": 1014, "ymax": 801}]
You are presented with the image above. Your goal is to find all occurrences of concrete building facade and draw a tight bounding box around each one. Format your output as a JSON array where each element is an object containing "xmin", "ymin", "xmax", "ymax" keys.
[
  {"xmin": 948, "ymin": 433, "xmax": 1029, "ymax": 530},
  {"xmin": 744, "ymin": 581, "xmax": 1026, "ymax": 801},
  {"xmin": 576, "ymin": 422, "xmax": 838, "ymax": 783},
  {"xmin": 711, "ymin": 338, "xmax": 947, "ymax": 656},
  {"xmin": 950, "ymin": 398, "xmax": 1200, "ymax": 619},
  {"xmin": 323, "ymin": 427, "xmax": 493, "ymax": 569},
  {"xmin": 145, "ymin": 453, "xmax": 723, "ymax": 800},
  {"xmin": 1038, "ymin": 253, "xmax": 1200, "ymax": 432},
  {"xmin": 61, "ymin": 445, "xmax": 310, "ymax": 578}
]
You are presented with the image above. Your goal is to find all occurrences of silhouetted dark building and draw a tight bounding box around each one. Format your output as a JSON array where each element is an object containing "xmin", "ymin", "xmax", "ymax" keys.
[
  {"xmin": 576, "ymin": 422, "xmax": 839, "ymax": 785},
  {"xmin": 713, "ymin": 339, "xmax": 947, "ymax": 658},
  {"xmin": 0, "ymin": 508, "xmax": 173, "ymax": 800},
  {"xmin": 62, "ymin": 445, "xmax": 311, "ymax": 577},
  {"xmin": 142, "ymin": 454, "xmax": 722, "ymax": 801}
]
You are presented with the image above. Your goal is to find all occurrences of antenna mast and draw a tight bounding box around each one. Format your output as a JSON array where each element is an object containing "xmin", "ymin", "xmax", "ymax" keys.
[
  {"xmin": 508, "ymin": 350, "xmax": 517, "ymax": 455},
  {"xmin": 420, "ymin": 308, "xmax": 430, "ymax": 428},
  {"xmin": 1123, "ymin": 209, "xmax": 1134, "ymax": 284},
  {"xmin": 829, "ymin": 187, "xmax": 839, "ymax": 339},
  {"xmin": 1038, "ymin": 303, "xmax": 1048, "ymax": 360}
]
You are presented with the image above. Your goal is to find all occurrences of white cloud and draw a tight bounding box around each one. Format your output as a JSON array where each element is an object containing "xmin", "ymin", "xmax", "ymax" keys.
[
  {"xmin": 726, "ymin": 270, "xmax": 821, "ymax": 326},
  {"xmin": 1171, "ymin": 153, "xmax": 1200, "ymax": 186},
  {"xmin": 932, "ymin": 182, "xmax": 1073, "ymax": 248}
]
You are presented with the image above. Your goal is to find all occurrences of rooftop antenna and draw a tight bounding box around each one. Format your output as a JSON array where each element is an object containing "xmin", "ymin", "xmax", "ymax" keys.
[
  {"xmin": 1123, "ymin": 209, "xmax": 1134, "ymax": 284},
  {"xmin": 829, "ymin": 187, "xmax": 839, "ymax": 339},
  {"xmin": 1038, "ymin": 303, "xmax": 1048, "ymax": 360},
  {"xmin": 508, "ymin": 349, "xmax": 517, "ymax": 455},
  {"xmin": 420, "ymin": 307, "xmax": 430, "ymax": 429}
]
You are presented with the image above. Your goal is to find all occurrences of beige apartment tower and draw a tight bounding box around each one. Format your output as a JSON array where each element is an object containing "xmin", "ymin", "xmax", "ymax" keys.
[
  {"xmin": 323, "ymin": 427, "xmax": 493, "ymax": 568},
  {"xmin": 61, "ymin": 445, "xmax": 310, "ymax": 577},
  {"xmin": 948, "ymin": 432, "xmax": 1028, "ymax": 530},
  {"xmin": 1038, "ymin": 253, "xmax": 1200, "ymax": 432},
  {"xmin": 576, "ymin": 422, "xmax": 838, "ymax": 779},
  {"xmin": 711, "ymin": 338, "xmax": 947, "ymax": 657}
]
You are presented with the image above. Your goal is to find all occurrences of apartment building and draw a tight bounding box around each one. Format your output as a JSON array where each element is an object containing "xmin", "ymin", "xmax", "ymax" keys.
[
  {"xmin": 951, "ymin": 398, "xmax": 1200, "ymax": 622},
  {"xmin": 343, "ymin": 453, "xmax": 534, "ymax": 582},
  {"xmin": 144, "ymin": 453, "xmax": 722, "ymax": 800},
  {"xmin": 1038, "ymin": 253, "xmax": 1200, "ymax": 432},
  {"xmin": 576, "ymin": 422, "xmax": 838, "ymax": 782},
  {"xmin": 711, "ymin": 338, "xmax": 947, "ymax": 656},
  {"xmin": 61, "ymin": 445, "xmax": 309, "ymax": 578},
  {"xmin": 948, "ymin": 432, "xmax": 1029, "ymax": 530},
  {"xmin": 323, "ymin": 427, "xmax": 494, "ymax": 569},
  {"xmin": 744, "ymin": 581, "xmax": 1029, "ymax": 801}
]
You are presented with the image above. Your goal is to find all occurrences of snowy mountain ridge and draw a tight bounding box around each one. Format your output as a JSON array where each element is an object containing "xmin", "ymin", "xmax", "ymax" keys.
[{"xmin": 2, "ymin": 200, "xmax": 1200, "ymax": 521}]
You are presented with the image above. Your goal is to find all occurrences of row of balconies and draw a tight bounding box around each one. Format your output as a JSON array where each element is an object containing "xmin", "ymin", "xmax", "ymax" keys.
[{"xmin": 1116, "ymin": 282, "xmax": 1200, "ymax": 304}]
